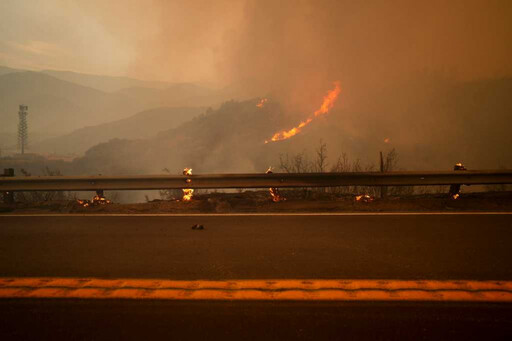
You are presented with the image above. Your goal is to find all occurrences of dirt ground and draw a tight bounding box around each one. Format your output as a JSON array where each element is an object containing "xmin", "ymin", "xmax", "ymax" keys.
[{"xmin": 1, "ymin": 190, "xmax": 512, "ymax": 214}]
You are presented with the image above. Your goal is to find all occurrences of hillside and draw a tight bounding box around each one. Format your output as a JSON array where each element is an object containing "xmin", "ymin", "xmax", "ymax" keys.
[
  {"xmin": 69, "ymin": 77, "xmax": 512, "ymax": 176},
  {"xmin": 35, "ymin": 106, "xmax": 204, "ymax": 154},
  {"xmin": 0, "ymin": 65, "xmax": 22, "ymax": 76},
  {"xmin": 0, "ymin": 72, "xmax": 153, "ymax": 145},
  {"xmin": 340, "ymin": 76, "xmax": 512, "ymax": 169},
  {"xmin": 70, "ymin": 99, "xmax": 285, "ymax": 175},
  {"xmin": 3, "ymin": 76, "xmax": 511, "ymax": 177},
  {"xmin": 0, "ymin": 71, "xmax": 224, "ymax": 150}
]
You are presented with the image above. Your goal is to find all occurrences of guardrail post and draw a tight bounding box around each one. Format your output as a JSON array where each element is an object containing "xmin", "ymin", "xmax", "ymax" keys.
[
  {"xmin": 449, "ymin": 163, "xmax": 466, "ymax": 199},
  {"xmin": 2, "ymin": 168, "xmax": 15, "ymax": 204},
  {"xmin": 380, "ymin": 152, "xmax": 387, "ymax": 199}
]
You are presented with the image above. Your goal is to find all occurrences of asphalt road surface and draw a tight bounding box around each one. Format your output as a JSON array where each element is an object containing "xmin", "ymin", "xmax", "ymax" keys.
[
  {"xmin": 1, "ymin": 213, "xmax": 512, "ymax": 340},
  {"xmin": 1, "ymin": 213, "xmax": 511, "ymax": 280}
]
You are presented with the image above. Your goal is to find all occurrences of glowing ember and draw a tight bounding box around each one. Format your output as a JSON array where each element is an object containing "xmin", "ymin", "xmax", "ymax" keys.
[
  {"xmin": 76, "ymin": 194, "xmax": 112, "ymax": 207},
  {"xmin": 452, "ymin": 193, "xmax": 460, "ymax": 200},
  {"xmin": 266, "ymin": 167, "xmax": 284, "ymax": 202},
  {"xmin": 355, "ymin": 194, "xmax": 374, "ymax": 203},
  {"xmin": 265, "ymin": 81, "xmax": 341, "ymax": 143},
  {"xmin": 182, "ymin": 168, "xmax": 194, "ymax": 201},
  {"xmin": 76, "ymin": 199, "xmax": 90, "ymax": 207},
  {"xmin": 256, "ymin": 98, "xmax": 268, "ymax": 108}
]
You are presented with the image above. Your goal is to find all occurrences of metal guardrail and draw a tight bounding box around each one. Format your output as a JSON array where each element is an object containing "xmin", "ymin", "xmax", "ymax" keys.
[{"xmin": 1, "ymin": 170, "xmax": 511, "ymax": 191}]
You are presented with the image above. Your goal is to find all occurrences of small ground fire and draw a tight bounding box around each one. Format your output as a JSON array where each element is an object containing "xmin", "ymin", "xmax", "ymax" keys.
[
  {"xmin": 182, "ymin": 168, "xmax": 194, "ymax": 201},
  {"xmin": 266, "ymin": 167, "xmax": 284, "ymax": 202},
  {"xmin": 449, "ymin": 162, "xmax": 467, "ymax": 200},
  {"xmin": 355, "ymin": 194, "xmax": 374, "ymax": 203},
  {"xmin": 77, "ymin": 191, "xmax": 112, "ymax": 207}
]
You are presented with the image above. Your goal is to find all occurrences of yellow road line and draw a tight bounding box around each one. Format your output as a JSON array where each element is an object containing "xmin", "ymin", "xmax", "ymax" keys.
[{"xmin": 1, "ymin": 278, "xmax": 512, "ymax": 301}]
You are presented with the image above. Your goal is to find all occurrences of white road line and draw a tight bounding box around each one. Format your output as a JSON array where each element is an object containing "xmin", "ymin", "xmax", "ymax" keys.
[{"xmin": 1, "ymin": 212, "xmax": 512, "ymax": 217}]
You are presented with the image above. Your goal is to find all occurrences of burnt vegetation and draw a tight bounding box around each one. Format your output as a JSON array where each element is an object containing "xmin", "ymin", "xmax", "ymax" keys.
[
  {"xmin": 278, "ymin": 141, "xmax": 414, "ymax": 198},
  {"xmin": 14, "ymin": 167, "xmax": 71, "ymax": 202}
]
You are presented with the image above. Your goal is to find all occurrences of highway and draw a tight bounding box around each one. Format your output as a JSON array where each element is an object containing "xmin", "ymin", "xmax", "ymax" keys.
[
  {"xmin": 1, "ymin": 213, "xmax": 512, "ymax": 339},
  {"xmin": 1, "ymin": 213, "xmax": 512, "ymax": 280}
]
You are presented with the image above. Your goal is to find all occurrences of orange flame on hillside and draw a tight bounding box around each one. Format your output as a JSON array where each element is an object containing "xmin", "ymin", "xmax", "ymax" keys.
[
  {"xmin": 256, "ymin": 98, "xmax": 268, "ymax": 108},
  {"xmin": 182, "ymin": 168, "xmax": 194, "ymax": 201},
  {"xmin": 265, "ymin": 81, "xmax": 341, "ymax": 143}
]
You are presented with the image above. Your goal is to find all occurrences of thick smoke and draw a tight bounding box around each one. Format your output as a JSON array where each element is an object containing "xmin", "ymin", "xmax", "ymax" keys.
[
  {"xmin": 220, "ymin": 0, "xmax": 512, "ymax": 111},
  {"xmin": 77, "ymin": 0, "xmax": 245, "ymax": 83},
  {"xmin": 72, "ymin": 0, "xmax": 512, "ymax": 173},
  {"xmin": 80, "ymin": 0, "xmax": 512, "ymax": 105}
]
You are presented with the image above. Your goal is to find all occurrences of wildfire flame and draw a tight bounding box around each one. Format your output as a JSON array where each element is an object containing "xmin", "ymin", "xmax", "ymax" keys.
[
  {"xmin": 182, "ymin": 168, "xmax": 194, "ymax": 201},
  {"xmin": 256, "ymin": 98, "xmax": 268, "ymax": 108},
  {"xmin": 77, "ymin": 194, "xmax": 112, "ymax": 207},
  {"xmin": 355, "ymin": 194, "xmax": 374, "ymax": 203},
  {"xmin": 266, "ymin": 167, "xmax": 284, "ymax": 202},
  {"xmin": 265, "ymin": 81, "xmax": 341, "ymax": 143}
]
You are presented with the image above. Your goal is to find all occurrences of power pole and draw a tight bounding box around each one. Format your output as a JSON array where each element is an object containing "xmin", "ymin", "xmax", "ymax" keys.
[{"xmin": 18, "ymin": 105, "xmax": 28, "ymax": 154}]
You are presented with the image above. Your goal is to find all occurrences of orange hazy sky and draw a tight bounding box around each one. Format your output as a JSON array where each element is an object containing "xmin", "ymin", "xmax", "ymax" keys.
[{"xmin": 0, "ymin": 0, "xmax": 510, "ymax": 88}]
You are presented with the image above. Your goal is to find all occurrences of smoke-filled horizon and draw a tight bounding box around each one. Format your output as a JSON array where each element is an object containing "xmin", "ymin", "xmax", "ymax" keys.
[
  {"xmin": 74, "ymin": 0, "xmax": 512, "ymax": 111},
  {"xmin": 2, "ymin": 1, "xmax": 512, "ymax": 90}
]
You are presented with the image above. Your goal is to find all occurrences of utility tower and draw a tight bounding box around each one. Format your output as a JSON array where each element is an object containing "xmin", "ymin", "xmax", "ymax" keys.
[{"xmin": 18, "ymin": 105, "xmax": 28, "ymax": 154}]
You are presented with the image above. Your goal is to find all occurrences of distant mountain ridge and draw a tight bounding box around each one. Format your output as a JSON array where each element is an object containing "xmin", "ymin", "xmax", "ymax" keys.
[
  {"xmin": 0, "ymin": 65, "xmax": 23, "ymax": 76},
  {"xmin": 0, "ymin": 64, "xmax": 211, "ymax": 93},
  {"xmin": 36, "ymin": 106, "xmax": 205, "ymax": 154},
  {"xmin": 0, "ymin": 71, "xmax": 151, "ymax": 145},
  {"xmin": 40, "ymin": 69, "xmax": 172, "ymax": 93},
  {"xmin": 0, "ymin": 67, "xmax": 232, "ymax": 150}
]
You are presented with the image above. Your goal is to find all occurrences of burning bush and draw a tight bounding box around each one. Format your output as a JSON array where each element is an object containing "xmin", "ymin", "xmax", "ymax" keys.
[
  {"xmin": 355, "ymin": 194, "xmax": 375, "ymax": 203},
  {"xmin": 266, "ymin": 167, "xmax": 284, "ymax": 202},
  {"xmin": 76, "ymin": 190, "xmax": 112, "ymax": 207},
  {"xmin": 76, "ymin": 195, "xmax": 111, "ymax": 207}
]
